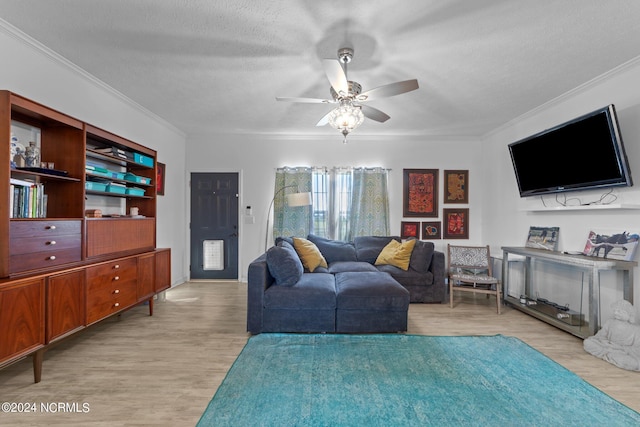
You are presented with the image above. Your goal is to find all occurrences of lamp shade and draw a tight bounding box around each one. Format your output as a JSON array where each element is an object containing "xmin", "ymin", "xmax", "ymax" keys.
[{"xmin": 286, "ymin": 192, "xmax": 312, "ymax": 207}]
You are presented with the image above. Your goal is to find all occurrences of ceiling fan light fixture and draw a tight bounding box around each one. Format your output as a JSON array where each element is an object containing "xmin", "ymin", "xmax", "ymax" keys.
[{"xmin": 328, "ymin": 100, "xmax": 364, "ymax": 142}]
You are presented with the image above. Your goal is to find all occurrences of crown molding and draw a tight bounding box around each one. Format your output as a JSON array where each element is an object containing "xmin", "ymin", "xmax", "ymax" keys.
[
  {"xmin": 484, "ymin": 55, "xmax": 640, "ymax": 140},
  {"xmin": 0, "ymin": 18, "xmax": 186, "ymax": 138}
]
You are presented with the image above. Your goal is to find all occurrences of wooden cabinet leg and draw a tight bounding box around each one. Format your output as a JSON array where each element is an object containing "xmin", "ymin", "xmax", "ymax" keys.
[
  {"xmin": 33, "ymin": 349, "xmax": 44, "ymax": 383},
  {"xmin": 149, "ymin": 297, "xmax": 154, "ymax": 316}
]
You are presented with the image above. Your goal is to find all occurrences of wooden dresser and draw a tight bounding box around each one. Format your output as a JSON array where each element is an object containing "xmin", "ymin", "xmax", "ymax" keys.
[{"xmin": 0, "ymin": 91, "xmax": 171, "ymax": 382}]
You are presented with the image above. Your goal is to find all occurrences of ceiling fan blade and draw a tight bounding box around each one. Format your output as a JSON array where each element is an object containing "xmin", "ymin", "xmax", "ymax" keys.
[
  {"xmin": 360, "ymin": 105, "xmax": 391, "ymax": 123},
  {"xmin": 316, "ymin": 111, "xmax": 331, "ymax": 127},
  {"xmin": 276, "ymin": 97, "xmax": 333, "ymax": 104},
  {"xmin": 356, "ymin": 79, "xmax": 419, "ymax": 102},
  {"xmin": 322, "ymin": 59, "xmax": 349, "ymax": 96}
]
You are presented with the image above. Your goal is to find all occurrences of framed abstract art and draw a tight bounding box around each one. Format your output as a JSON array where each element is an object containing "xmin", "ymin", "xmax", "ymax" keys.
[
  {"xmin": 443, "ymin": 208, "xmax": 469, "ymax": 239},
  {"xmin": 403, "ymin": 169, "xmax": 438, "ymax": 217},
  {"xmin": 157, "ymin": 162, "xmax": 166, "ymax": 196},
  {"xmin": 401, "ymin": 221, "xmax": 420, "ymax": 239},
  {"xmin": 444, "ymin": 170, "xmax": 468, "ymax": 204},
  {"xmin": 421, "ymin": 221, "xmax": 442, "ymax": 240}
]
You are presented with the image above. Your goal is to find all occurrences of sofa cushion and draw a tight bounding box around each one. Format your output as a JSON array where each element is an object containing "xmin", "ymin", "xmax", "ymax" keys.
[
  {"xmin": 307, "ymin": 234, "xmax": 357, "ymax": 264},
  {"xmin": 275, "ymin": 236, "xmax": 294, "ymax": 247},
  {"xmin": 354, "ymin": 236, "xmax": 400, "ymax": 264},
  {"xmin": 335, "ymin": 272, "xmax": 409, "ymax": 310},
  {"xmin": 376, "ymin": 264, "xmax": 434, "ymax": 287},
  {"xmin": 408, "ymin": 238, "xmax": 434, "ymax": 273},
  {"xmin": 328, "ymin": 261, "xmax": 379, "ymax": 274},
  {"xmin": 266, "ymin": 241, "xmax": 303, "ymax": 287},
  {"xmin": 264, "ymin": 273, "xmax": 337, "ymax": 310},
  {"xmin": 375, "ymin": 239, "xmax": 416, "ymax": 271},
  {"xmin": 293, "ymin": 237, "xmax": 328, "ymax": 272}
]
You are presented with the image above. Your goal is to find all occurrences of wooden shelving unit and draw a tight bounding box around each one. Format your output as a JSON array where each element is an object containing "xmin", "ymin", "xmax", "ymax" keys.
[{"xmin": 0, "ymin": 91, "xmax": 171, "ymax": 383}]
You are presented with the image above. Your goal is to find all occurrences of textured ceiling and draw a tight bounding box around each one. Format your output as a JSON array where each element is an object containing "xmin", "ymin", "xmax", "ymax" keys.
[{"xmin": 1, "ymin": 0, "xmax": 640, "ymax": 139}]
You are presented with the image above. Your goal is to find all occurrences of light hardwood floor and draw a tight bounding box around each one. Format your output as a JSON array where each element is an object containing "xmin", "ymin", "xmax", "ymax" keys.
[{"xmin": 0, "ymin": 281, "xmax": 638, "ymax": 426}]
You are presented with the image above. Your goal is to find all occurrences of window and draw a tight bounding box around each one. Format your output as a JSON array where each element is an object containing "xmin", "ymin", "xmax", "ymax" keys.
[
  {"xmin": 311, "ymin": 167, "xmax": 388, "ymax": 241},
  {"xmin": 273, "ymin": 167, "xmax": 389, "ymax": 242}
]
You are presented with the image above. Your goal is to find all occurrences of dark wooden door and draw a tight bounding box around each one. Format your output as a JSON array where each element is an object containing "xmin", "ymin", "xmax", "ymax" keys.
[{"xmin": 190, "ymin": 173, "xmax": 239, "ymax": 279}]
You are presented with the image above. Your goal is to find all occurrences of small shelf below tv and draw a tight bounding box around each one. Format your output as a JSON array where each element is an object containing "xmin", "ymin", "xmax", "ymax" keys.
[{"xmin": 526, "ymin": 204, "xmax": 640, "ymax": 212}]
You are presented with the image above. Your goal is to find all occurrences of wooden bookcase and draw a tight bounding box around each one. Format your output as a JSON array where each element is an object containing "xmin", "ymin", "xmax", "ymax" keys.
[{"xmin": 0, "ymin": 91, "xmax": 171, "ymax": 382}]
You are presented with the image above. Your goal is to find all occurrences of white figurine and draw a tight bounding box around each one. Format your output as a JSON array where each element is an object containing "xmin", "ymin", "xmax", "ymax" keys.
[{"xmin": 584, "ymin": 300, "xmax": 640, "ymax": 371}]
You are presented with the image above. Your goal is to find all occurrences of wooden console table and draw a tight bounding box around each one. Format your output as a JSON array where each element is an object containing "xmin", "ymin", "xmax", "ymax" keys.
[{"xmin": 501, "ymin": 246, "xmax": 635, "ymax": 339}]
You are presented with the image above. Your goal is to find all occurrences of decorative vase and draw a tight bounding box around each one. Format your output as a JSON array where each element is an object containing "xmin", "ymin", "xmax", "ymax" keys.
[
  {"xmin": 9, "ymin": 133, "xmax": 25, "ymax": 169},
  {"xmin": 25, "ymin": 141, "xmax": 40, "ymax": 167}
]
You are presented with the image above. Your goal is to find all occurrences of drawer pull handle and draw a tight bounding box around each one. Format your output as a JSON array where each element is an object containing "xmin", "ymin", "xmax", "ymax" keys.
[
  {"xmin": 114, "ymin": 289, "xmax": 120, "ymax": 294},
  {"xmin": 114, "ymin": 303, "xmax": 120, "ymax": 308},
  {"xmin": 46, "ymin": 225, "xmax": 57, "ymax": 230},
  {"xmin": 114, "ymin": 276, "xmax": 120, "ymax": 281},
  {"xmin": 114, "ymin": 264, "xmax": 120, "ymax": 269},
  {"xmin": 48, "ymin": 255, "xmax": 56, "ymax": 261},
  {"xmin": 48, "ymin": 240, "xmax": 57, "ymax": 245}
]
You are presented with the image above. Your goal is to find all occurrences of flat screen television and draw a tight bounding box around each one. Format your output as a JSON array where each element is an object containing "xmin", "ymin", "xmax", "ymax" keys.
[{"xmin": 508, "ymin": 105, "xmax": 633, "ymax": 197}]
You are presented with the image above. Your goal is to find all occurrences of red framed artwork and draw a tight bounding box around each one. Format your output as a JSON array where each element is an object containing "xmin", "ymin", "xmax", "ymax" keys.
[
  {"xmin": 443, "ymin": 208, "xmax": 469, "ymax": 239},
  {"xmin": 444, "ymin": 170, "xmax": 469, "ymax": 204},
  {"xmin": 421, "ymin": 221, "xmax": 442, "ymax": 240},
  {"xmin": 403, "ymin": 169, "xmax": 438, "ymax": 217},
  {"xmin": 401, "ymin": 221, "xmax": 420, "ymax": 239},
  {"xmin": 157, "ymin": 162, "xmax": 166, "ymax": 196}
]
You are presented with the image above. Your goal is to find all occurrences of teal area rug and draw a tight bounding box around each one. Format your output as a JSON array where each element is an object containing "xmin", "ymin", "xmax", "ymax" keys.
[{"xmin": 197, "ymin": 334, "xmax": 640, "ymax": 426}]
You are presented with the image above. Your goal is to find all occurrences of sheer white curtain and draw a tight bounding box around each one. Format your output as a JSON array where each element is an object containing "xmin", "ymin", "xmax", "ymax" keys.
[
  {"xmin": 272, "ymin": 167, "xmax": 312, "ymax": 241},
  {"xmin": 309, "ymin": 167, "xmax": 389, "ymax": 241}
]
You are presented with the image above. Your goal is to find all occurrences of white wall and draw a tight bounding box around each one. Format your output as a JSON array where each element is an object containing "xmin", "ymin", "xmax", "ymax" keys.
[
  {"xmin": 187, "ymin": 134, "xmax": 483, "ymax": 281},
  {"xmin": 482, "ymin": 57, "xmax": 640, "ymax": 314},
  {"xmin": 0, "ymin": 21, "xmax": 188, "ymax": 286}
]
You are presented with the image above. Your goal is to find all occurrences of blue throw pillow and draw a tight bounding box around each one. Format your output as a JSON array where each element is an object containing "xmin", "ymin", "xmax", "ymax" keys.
[
  {"xmin": 266, "ymin": 241, "xmax": 303, "ymax": 287},
  {"xmin": 307, "ymin": 234, "xmax": 357, "ymax": 264}
]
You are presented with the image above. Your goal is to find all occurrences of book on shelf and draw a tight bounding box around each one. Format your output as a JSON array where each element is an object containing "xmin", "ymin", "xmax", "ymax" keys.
[
  {"xmin": 9, "ymin": 179, "xmax": 46, "ymax": 218},
  {"xmin": 94, "ymin": 146, "xmax": 130, "ymax": 159}
]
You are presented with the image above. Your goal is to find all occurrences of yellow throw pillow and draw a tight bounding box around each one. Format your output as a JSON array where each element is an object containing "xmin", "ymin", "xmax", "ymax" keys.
[
  {"xmin": 292, "ymin": 237, "xmax": 328, "ymax": 272},
  {"xmin": 375, "ymin": 239, "xmax": 417, "ymax": 271}
]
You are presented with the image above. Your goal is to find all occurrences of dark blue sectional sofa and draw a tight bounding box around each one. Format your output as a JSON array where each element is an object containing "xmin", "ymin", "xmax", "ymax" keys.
[{"xmin": 247, "ymin": 235, "xmax": 445, "ymax": 334}]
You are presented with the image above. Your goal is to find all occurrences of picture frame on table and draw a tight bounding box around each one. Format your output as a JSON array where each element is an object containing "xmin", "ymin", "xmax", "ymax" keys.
[
  {"xmin": 421, "ymin": 221, "xmax": 442, "ymax": 240},
  {"xmin": 403, "ymin": 169, "xmax": 438, "ymax": 217},
  {"xmin": 444, "ymin": 170, "xmax": 469, "ymax": 204},
  {"xmin": 443, "ymin": 208, "xmax": 469, "ymax": 239}
]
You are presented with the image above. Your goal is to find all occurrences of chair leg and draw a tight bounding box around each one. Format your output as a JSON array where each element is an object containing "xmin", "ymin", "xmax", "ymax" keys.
[{"xmin": 449, "ymin": 282, "xmax": 454, "ymax": 308}]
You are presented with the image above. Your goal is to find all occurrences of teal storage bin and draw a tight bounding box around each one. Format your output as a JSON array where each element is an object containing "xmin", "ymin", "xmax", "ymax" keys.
[
  {"xmin": 107, "ymin": 183, "xmax": 126, "ymax": 194},
  {"xmin": 133, "ymin": 153, "xmax": 154, "ymax": 168},
  {"xmin": 85, "ymin": 181, "xmax": 108, "ymax": 192},
  {"xmin": 109, "ymin": 170, "xmax": 126, "ymax": 180},
  {"xmin": 124, "ymin": 173, "xmax": 151, "ymax": 185},
  {"xmin": 125, "ymin": 187, "xmax": 145, "ymax": 196}
]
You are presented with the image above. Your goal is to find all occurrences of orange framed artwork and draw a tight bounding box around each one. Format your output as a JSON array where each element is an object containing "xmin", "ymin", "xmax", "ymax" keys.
[
  {"xmin": 443, "ymin": 208, "xmax": 469, "ymax": 239},
  {"xmin": 401, "ymin": 221, "xmax": 420, "ymax": 239},
  {"xmin": 403, "ymin": 169, "xmax": 438, "ymax": 217},
  {"xmin": 444, "ymin": 170, "xmax": 468, "ymax": 204}
]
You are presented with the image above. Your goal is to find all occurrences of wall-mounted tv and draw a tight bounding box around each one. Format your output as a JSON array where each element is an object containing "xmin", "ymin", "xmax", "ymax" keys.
[{"xmin": 508, "ymin": 105, "xmax": 633, "ymax": 197}]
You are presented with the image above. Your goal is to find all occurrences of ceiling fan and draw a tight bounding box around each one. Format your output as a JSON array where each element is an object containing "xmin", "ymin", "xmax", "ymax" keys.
[{"xmin": 276, "ymin": 47, "xmax": 419, "ymax": 142}]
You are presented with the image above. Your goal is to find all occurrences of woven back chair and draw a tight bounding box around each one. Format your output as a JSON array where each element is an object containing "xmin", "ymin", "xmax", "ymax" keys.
[{"xmin": 447, "ymin": 244, "xmax": 502, "ymax": 314}]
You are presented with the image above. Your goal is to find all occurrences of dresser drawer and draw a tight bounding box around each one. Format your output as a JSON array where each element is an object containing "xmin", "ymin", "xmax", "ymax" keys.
[
  {"xmin": 86, "ymin": 280, "xmax": 137, "ymax": 325},
  {"xmin": 86, "ymin": 257, "xmax": 138, "ymax": 325},
  {"xmin": 9, "ymin": 248, "xmax": 82, "ymax": 274},
  {"xmin": 86, "ymin": 258, "xmax": 138, "ymax": 285},
  {"xmin": 10, "ymin": 233, "xmax": 81, "ymax": 256},
  {"xmin": 10, "ymin": 220, "xmax": 81, "ymax": 239}
]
